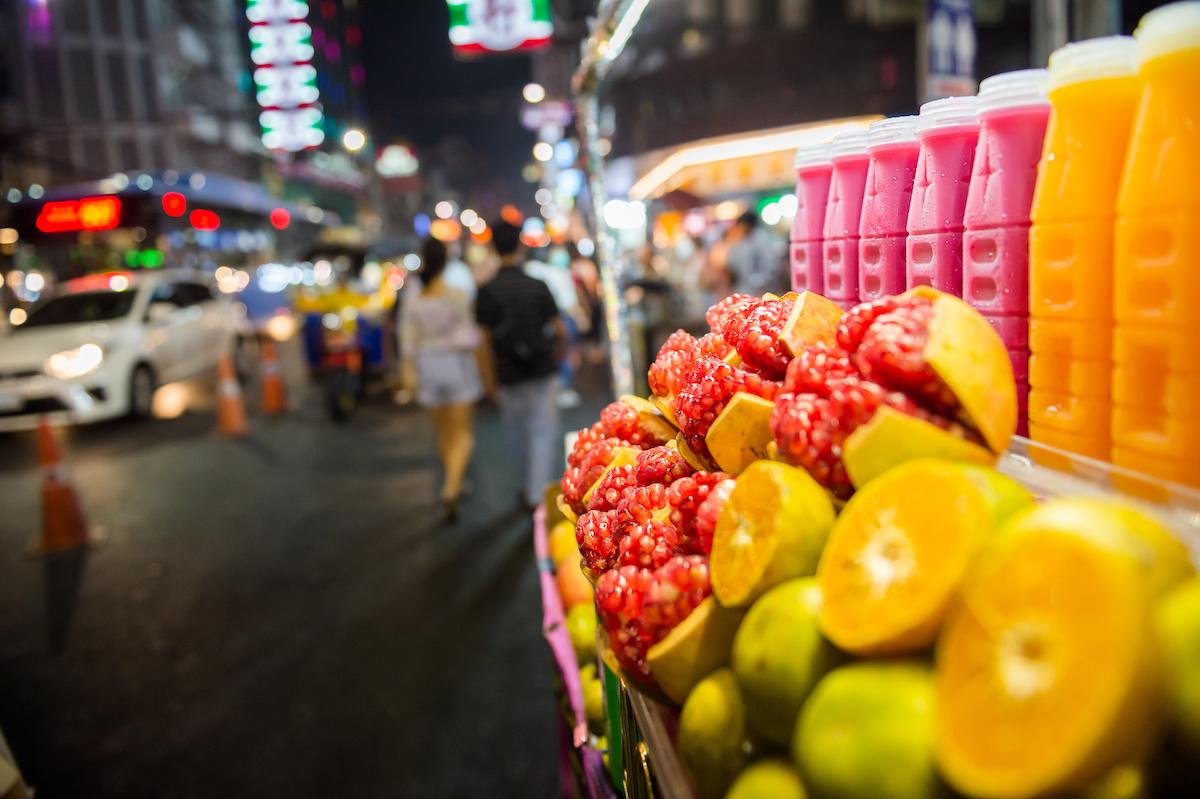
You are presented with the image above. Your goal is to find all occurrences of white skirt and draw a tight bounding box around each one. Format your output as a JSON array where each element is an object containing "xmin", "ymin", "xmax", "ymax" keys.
[{"xmin": 415, "ymin": 349, "xmax": 484, "ymax": 408}]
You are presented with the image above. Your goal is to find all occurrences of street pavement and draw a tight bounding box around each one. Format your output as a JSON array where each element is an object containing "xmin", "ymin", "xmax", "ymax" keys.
[{"xmin": 0, "ymin": 342, "xmax": 609, "ymax": 797}]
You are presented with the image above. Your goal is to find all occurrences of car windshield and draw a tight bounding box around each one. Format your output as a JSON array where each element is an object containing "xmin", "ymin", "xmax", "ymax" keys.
[{"xmin": 19, "ymin": 291, "xmax": 137, "ymax": 328}]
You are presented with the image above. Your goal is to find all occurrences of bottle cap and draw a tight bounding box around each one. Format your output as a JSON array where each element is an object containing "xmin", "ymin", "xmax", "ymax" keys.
[
  {"xmin": 1135, "ymin": 1, "xmax": 1200, "ymax": 65},
  {"xmin": 917, "ymin": 95, "xmax": 980, "ymax": 133},
  {"xmin": 867, "ymin": 116, "xmax": 920, "ymax": 149},
  {"xmin": 1048, "ymin": 36, "xmax": 1137, "ymax": 89},
  {"xmin": 793, "ymin": 143, "xmax": 832, "ymax": 170},
  {"xmin": 828, "ymin": 130, "xmax": 870, "ymax": 160},
  {"xmin": 977, "ymin": 69, "xmax": 1049, "ymax": 114}
]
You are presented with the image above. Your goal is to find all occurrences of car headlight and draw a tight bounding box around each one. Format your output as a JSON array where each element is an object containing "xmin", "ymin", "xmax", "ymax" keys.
[{"xmin": 45, "ymin": 343, "xmax": 104, "ymax": 380}]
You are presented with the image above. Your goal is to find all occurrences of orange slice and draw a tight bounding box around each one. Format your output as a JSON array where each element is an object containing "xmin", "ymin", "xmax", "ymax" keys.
[
  {"xmin": 903, "ymin": 286, "xmax": 1017, "ymax": 454},
  {"xmin": 818, "ymin": 460, "xmax": 1032, "ymax": 656},
  {"xmin": 619, "ymin": 394, "xmax": 678, "ymax": 442},
  {"xmin": 647, "ymin": 597, "xmax": 746, "ymax": 705},
  {"xmin": 580, "ymin": 446, "xmax": 639, "ymax": 507},
  {"xmin": 780, "ymin": 290, "xmax": 843, "ymax": 356},
  {"xmin": 711, "ymin": 461, "xmax": 835, "ymax": 608},
  {"xmin": 935, "ymin": 499, "xmax": 1178, "ymax": 798},
  {"xmin": 705, "ymin": 392, "xmax": 776, "ymax": 475},
  {"xmin": 842, "ymin": 405, "xmax": 996, "ymax": 489}
]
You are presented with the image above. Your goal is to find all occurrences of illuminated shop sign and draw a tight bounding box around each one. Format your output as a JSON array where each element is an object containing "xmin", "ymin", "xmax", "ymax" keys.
[
  {"xmin": 446, "ymin": 0, "xmax": 553, "ymax": 55},
  {"xmin": 247, "ymin": 0, "xmax": 325, "ymax": 152},
  {"xmin": 36, "ymin": 197, "xmax": 122, "ymax": 233}
]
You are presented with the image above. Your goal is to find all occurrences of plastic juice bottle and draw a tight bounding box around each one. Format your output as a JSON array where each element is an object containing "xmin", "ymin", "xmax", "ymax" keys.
[
  {"xmin": 963, "ymin": 69, "xmax": 1051, "ymax": 435},
  {"xmin": 790, "ymin": 144, "xmax": 833, "ymax": 294},
  {"xmin": 1028, "ymin": 37, "xmax": 1139, "ymax": 462},
  {"xmin": 1112, "ymin": 1, "xmax": 1200, "ymax": 487},
  {"xmin": 859, "ymin": 116, "xmax": 920, "ymax": 301},
  {"xmin": 822, "ymin": 130, "xmax": 871, "ymax": 308},
  {"xmin": 906, "ymin": 95, "xmax": 980, "ymax": 296}
]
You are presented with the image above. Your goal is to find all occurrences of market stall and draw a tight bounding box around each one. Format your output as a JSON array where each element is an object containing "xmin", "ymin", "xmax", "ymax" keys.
[{"xmin": 544, "ymin": 1, "xmax": 1200, "ymax": 797}]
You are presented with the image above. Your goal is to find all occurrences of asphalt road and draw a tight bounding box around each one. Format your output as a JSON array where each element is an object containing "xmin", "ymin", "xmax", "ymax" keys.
[{"xmin": 0, "ymin": 344, "xmax": 609, "ymax": 797}]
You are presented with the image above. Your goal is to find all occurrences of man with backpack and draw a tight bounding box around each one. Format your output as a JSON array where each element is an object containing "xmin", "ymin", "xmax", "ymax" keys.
[{"xmin": 476, "ymin": 219, "xmax": 567, "ymax": 510}]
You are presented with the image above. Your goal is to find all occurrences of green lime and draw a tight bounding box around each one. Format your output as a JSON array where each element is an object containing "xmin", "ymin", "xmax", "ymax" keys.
[
  {"xmin": 732, "ymin": 578, "xmax": 840, "ymax": 747},
  {"xmin": 793, "ymin": 662, "xmax": 939, "ymax": 799},
  {"xmin": 724, "ymin": 759, "xmax": 807, "ymax": 799},
  {"xmin": 678, "ymin": 668, "xmax": 757, "ymax": 799}
]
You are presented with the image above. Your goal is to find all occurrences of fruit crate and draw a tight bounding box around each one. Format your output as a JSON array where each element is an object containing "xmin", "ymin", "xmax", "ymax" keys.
[
  {"xmin": 606, "ymin": 437, "xmax": 1200, "ymax": 799},
  {"xmin": 535, "ymin": 504, "xmax": 621, "ymax": 799}
]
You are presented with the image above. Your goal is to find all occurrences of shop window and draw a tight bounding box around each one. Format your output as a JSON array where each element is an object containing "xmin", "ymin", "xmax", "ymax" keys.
[
  {"xmin": 61, "ymin": 0, "xmax": 90, "ymax": 34},
  {"xmin": 30, "ymin": 46, "xmax": 65, "ymax": 121}
]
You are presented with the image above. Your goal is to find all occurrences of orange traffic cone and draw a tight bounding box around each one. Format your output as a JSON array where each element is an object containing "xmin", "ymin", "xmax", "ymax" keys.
[
  {"xmin": 30, "ymin": 416, "xmax": 105, "ymax": 555},
  {"xmin": 260, "ymin": 339, "xmax": 288, "ymax": 415},
  {"xmin": 216, "ymin": 352, "xmax": 249, "ymax": 437}
]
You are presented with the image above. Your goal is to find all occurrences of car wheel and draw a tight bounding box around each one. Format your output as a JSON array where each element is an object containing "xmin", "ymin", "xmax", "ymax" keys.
[{"xmin": 129, "ymin": 364, "xmax": 156, "ymax": 419}]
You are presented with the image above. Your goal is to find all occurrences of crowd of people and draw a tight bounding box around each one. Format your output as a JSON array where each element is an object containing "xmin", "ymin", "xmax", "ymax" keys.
[{"xmin": 396, "ymin": 207, "xmax": 789, "ymax": 522}]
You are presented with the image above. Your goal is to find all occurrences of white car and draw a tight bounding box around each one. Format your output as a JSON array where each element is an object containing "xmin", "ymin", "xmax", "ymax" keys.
[{"xmin": 0, "ymin": 270, "xmax": 248, "ymax": 431}]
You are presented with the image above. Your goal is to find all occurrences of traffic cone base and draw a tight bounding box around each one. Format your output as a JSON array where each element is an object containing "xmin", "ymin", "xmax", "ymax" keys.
[
  {"xmin": 30, "ymin": 417, "xmax": 105, "ymax": 557},
  {"xmin": 260, "ymin": 340, "xmax": 289, "ymax": 415},
  {"xmin": 216, "ymin": 353, "xmax": 249, "ymax": 437}
]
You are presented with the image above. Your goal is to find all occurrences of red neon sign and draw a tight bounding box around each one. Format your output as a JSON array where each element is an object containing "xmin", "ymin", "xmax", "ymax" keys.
[
  {"xmin": 36, "ymin": 197, "xmax": 122, "ymax": 233},
  {"xmin": 189, "ymin": 209, "xmax": 221, "ymax": 230},
  {"xmin": 162, "ymin": 191, "xmax": 187, "ymax": 217},
  {"xmin": 269, "ymin": 208, "xmax": 291, "ymax": 230}
]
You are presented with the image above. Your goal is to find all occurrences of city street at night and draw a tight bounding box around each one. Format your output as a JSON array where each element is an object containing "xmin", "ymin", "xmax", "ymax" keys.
[
  {"xmin": 4, "ymin": 0, "xmax": 1200, "ymax": 797},
  {"xmin": 0, "ymin": 352, "xmax": 605, "ymax": 797}
]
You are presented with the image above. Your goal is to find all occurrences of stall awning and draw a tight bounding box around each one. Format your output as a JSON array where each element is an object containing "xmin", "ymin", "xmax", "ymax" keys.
[{"xmin": 628, "ymin": 116, "xmax": 882, "ymax": 202}]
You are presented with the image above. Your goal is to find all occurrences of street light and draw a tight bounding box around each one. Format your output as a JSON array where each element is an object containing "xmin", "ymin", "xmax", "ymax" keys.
[
  {"xmin": 342, "ymin": 128, "xmax": 367, "ymax": 152},
  {"xmin": 533, "ymin": 142, "xmax": 553, "ymax": 162},
  {"xmin": 523, "ymin": 82, "xmax": 546, "ymax": 103}
]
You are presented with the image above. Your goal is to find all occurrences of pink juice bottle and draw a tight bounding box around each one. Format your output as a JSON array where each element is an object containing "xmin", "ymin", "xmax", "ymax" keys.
[
  {"xmin": 906, "ymin": 95, "xmax": 981, "ymax": 295},
  {"xmin": 963, "ymin": 69, "xmax": 1051, "ymax": 434},
  {"xmin": 859, "ymin": 116, "xmax": 920, "ymax": 301},
  {"xmin": 822, "ymin": 130, "xmax": 871, "ymax": 308},
  {"xmin": 789, "ymin": 143, "xmax": 833, "ymax": 294}
]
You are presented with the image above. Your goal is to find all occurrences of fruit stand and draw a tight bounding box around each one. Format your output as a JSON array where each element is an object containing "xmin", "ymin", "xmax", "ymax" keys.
[{"xmin": 553, "ymin": 3, "xmax": 1200, "ymax": 798}]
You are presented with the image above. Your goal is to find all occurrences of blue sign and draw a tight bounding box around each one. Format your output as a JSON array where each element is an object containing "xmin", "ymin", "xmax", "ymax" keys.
[{"xmin": 926, "ymin": 0, "xmax": 976, "ymax": 101}]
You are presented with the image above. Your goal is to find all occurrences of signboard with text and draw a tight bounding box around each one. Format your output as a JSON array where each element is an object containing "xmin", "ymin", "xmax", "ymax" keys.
[
  {"xmin": 247, "ymin": 0, "xmax": 325, "ymax": 152},
  {"xmin": 446, "ymin": 0, "xmax": 553, "ymax": 56}
]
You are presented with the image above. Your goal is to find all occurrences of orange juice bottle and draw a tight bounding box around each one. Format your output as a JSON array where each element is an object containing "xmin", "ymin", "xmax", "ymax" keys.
[
  {"xmin": 1029, "ymin": 36, "xmax": 1139, "ymax": 461},
  {"xmin": 1113, "ymin": 1, "xmax": 1200, "ymax": 487}
]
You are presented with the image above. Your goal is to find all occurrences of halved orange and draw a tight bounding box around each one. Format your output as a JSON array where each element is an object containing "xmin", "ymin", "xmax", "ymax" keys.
[
  {"xmin": 711, "ymin": 461, "xmax": 835, "ymax": 608},
  {"xmin": 817, "ymin": 460, "xmax": 1032, "ymax": 656},
  {"xmin": 936, "ymin": 500, "xmax": 1177, "ymax": 799}
]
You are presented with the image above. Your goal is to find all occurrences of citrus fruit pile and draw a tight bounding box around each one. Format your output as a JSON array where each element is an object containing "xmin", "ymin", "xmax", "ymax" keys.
[{"xmin": 554, "ymin": 287, "xmax": 1200, "ymax": 799}]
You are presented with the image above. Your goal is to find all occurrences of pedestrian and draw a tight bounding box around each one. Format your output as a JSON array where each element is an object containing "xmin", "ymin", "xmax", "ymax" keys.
[
  {"xmin": 476, "ymin": 219, "xmax": 567, "ymax": 511},
  {"xmin": 725, "ymin": 211, "xmax": 787, "ymax": 297},
  {"xmin": 401, "ymin": 237, "xmax": 486, "ymax": 521}
]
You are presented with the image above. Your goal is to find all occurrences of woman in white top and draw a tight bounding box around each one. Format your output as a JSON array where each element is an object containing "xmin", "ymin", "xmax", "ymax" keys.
[{"xmin": 401, "ymin": 238, "xmax": 485, "ymax": 520}]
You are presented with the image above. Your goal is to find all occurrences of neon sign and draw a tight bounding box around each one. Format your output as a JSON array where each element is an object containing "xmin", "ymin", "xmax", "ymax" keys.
[
  {"xmin": 247, "ymin": 0, "xmax": 325, "ymax": 152},
  {"xmin": 36, "ymin": 197, "xmax": 122, "ymax": 233},
  {"xmin": 447, "ymin": 0, "xmax": 553, "ymax": 55}
]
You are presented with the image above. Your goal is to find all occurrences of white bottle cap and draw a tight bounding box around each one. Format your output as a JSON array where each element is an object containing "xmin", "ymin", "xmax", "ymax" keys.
[
  {"xmin": 1135, "ymin": 1, "xmax": 1200, "ymax": 65},
  {"xmin": 977, "ymin": 69, "xmax": 1050, "ymax": 114},
  {"xmin": 1048, "ymin": 36, "xmax": 1137, "ymax": 89},
  {"xmin": 793, "ymin": 143, "xmax": 832, "ymax": 170},
  {"xmin": 867, "ymin": 116, "xmax": 920, "ymax": 149},
  {"xmin": 917, "ymin": 95, "xmax": 980, "ymax": 134},
  {"xmin": 828, "ymin": 130, "xmax": 870, "ymax": 160}
]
